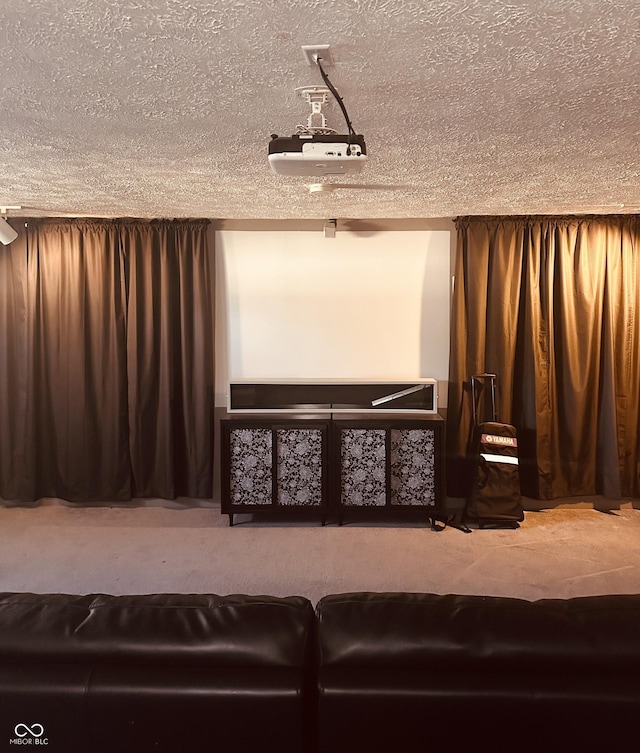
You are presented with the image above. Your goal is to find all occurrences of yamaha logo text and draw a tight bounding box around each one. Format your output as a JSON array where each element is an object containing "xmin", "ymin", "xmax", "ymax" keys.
[
  {"xmin": 481, "ymin": 433, "xmax": 517, "ymax": 447},
  {"xmin": 9, "ymin": 724, "xmax": 48, "ymax": 746}
]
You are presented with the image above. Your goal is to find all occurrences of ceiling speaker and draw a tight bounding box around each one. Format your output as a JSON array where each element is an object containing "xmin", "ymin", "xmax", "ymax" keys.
[{"xmin": 0, "ymin": 216, "xmax": 18, "ymax": 245}]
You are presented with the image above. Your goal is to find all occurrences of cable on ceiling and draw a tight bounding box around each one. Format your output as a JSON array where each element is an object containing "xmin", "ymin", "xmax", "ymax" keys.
[{"xmin": 314, "ymin": 55, "xmax": 357, "ymax": 143}]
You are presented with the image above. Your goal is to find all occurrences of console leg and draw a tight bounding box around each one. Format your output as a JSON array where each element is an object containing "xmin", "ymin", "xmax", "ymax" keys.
[{"xmin": 229, "ymin": 514, "xmax": 234, "ymax": 527}]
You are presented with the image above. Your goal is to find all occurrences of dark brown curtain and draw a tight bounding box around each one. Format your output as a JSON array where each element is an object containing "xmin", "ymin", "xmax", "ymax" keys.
[
  {"xmin": 0, "ymin": 227, "xmax": 30, "ymax": 499},
  {"xmin": 0, "ymin": 218, "xmax": 213, "ymax": 503},
  {"xmin": 122, "ymin": 220, "xmax": 213, "ymax": 498},
  {"xmin": 447, "ymin": 215, "xmax": 640, "ymax": 500}
]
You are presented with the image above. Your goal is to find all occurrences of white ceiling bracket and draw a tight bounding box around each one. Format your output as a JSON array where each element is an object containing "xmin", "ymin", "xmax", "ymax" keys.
[
  {"xmin": 323, "ymin": 219, "xmax": 337, "ymax": 238},
  {"xmin": 301, "ymin": 44, "xmax": 334, "ymax": 67},
  {"xmin": 0, "ymin": 206, "xmax": 21, "ymax": 245},
  {"xmin": 295, "ymin": 85, "xmax": 332, "ymax": 130},
  {"xmin": 309, "ymin": 183, "xmax": 335, "ymax": 194}
]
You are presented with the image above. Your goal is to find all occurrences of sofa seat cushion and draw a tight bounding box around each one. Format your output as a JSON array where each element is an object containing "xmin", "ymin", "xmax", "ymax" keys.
[
  {"xmin": 318, "ymin": 667, "xmax": 640, "ymax": 753},
  {"xmin": 85, "ymin": 665, "xmax": 306, "ymax": 753}
]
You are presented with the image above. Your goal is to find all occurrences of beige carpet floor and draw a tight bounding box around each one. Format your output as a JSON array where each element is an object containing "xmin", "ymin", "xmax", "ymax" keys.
[{"xmin": 1, "ymin": 501, "xmax": 640, "ymax": 605}]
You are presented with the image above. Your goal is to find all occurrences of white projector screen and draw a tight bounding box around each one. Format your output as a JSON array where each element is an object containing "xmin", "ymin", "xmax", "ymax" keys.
[{"xmin": 220, "ymin": 229, "xmax": 450, "ymax": 382}]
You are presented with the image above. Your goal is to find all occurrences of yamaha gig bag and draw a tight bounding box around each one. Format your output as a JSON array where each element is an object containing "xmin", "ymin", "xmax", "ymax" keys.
[{"xmin": 463, "ymin": 374, "xmax": 523, "ymax": 529}]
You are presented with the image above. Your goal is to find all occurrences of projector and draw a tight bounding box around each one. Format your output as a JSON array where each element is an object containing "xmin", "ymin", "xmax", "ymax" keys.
[{"xmin": 268, "ymin": 134, "xmax": 367, "ymax": 176}]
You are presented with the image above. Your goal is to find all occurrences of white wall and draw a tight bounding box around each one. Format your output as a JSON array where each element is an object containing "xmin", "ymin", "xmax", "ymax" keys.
[{"xmin": 214, "ymin": 221, "xmax": 454, "ymax": 408}]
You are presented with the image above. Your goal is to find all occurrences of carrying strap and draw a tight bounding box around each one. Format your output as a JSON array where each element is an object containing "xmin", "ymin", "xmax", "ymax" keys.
[{"xmin": 430, "ymin": 514, "xmax": 471, "ymax": 533}]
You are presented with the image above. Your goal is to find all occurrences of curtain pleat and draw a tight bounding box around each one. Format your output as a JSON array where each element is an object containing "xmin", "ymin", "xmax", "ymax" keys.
[
  {"xmin": 0, "ymin": 217, "xmax": 213, "ymax": 503},
  {"xmin": 123, "ymin": 220, "xmax": 213, "ymax": 498},
  {"xmin": 447, "ymin": 215, "xmax": 640, "ymax": 500},
  {"xmin": 0, "ymin": 230, "xmax": 29, "ymax": 500}
]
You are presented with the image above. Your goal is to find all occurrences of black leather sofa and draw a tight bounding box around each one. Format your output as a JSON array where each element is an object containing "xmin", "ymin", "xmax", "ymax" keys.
[
  {"xmin": 315, "ymin": 592, "xmax": 640, "ymax": 753},
  {"xmin": 0, "ymin": 592, "xmax": 316, "ymax": 753},
  {"xmin": 2, "ymin": 590, "xmax": 640, "ymax": 753}
]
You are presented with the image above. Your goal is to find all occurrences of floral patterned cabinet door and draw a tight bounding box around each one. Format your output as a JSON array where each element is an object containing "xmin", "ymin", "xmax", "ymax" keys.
[
  {"xmin": 333, "ymin": 418, "xmax": 444, "ymax": 525},
  {"xmin": 221, "ymin": 419, "xmax": 329, "ymax": 526}
]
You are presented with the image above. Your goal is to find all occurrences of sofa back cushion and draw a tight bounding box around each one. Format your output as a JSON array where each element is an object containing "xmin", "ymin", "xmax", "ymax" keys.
[
  {"xmin": 0, "ymin": 592, "xmax": 315, "ymax": 668},
  {"xmin": 317, "ymin": 591, "xmax": 640, "ymax": 671}
]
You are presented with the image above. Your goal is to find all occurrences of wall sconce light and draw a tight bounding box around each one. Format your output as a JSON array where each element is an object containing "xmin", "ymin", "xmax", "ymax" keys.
[
  {"xmin": 0, "ymin": 206, "xmax": 21, "ymax": 245},
  {"xmin": 324, "ymin": 218, "xmax": 337, "ymax": 238}
]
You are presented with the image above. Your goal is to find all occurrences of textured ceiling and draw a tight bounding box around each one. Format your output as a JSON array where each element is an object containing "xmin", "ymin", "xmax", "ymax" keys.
[{"xmin": 1, "ymin": 0, "xmax": 639, "ymax": 220}]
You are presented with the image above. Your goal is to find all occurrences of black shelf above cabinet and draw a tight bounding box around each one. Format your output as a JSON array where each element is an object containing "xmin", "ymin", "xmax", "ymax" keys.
[{"xmin": 227, "ymin": 380, "xmax": 438, "ymax": 414}]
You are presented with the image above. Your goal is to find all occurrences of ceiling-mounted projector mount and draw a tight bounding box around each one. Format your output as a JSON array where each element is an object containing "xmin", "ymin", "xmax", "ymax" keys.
[
  {"xmin": 294, "ymin": 85, "xmax": 335, "ymax": 135},
  {"xmin": 268, "ymin": 44, "xmax": 368, "ymax": 177}
]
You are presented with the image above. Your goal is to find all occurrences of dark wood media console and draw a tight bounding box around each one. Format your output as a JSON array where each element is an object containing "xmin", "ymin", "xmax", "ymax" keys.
[{"xmin": 221, "ymin": 413, "xmax": 445, "ymax": 526}]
